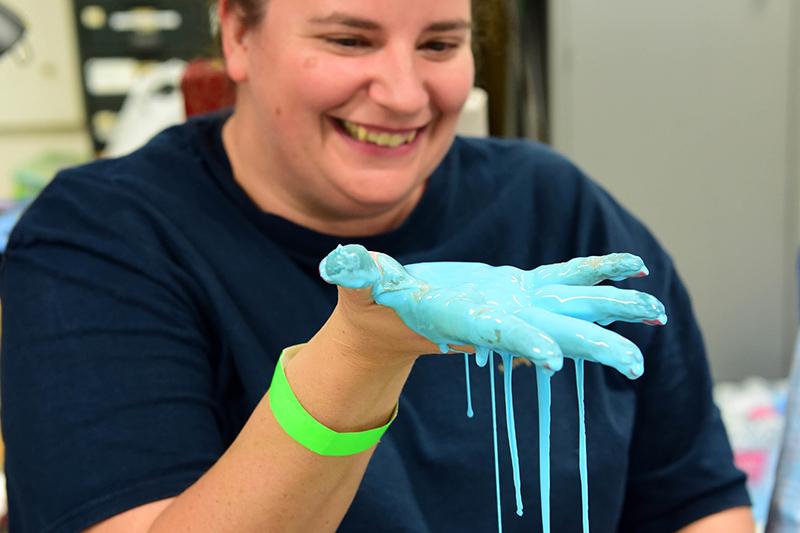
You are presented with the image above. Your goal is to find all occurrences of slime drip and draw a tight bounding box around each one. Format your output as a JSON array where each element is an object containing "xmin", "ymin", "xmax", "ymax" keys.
[
  {"xmin": 476, "ymin": 346, "xmax": 490, "ymax": 367},
  {"xmin": 576, "ymin": 359, "xmax": 589, "ymax": 532},
  {"xmin": 536, "ymin": 366, "xmax": 552, "ymax": 533},
  {"xmin": 464, "ymin": 353, "xmax": 474, "ymax": 418},
  {"xmin": 500, "ymin": 352, "xmax": 524, "ymax": 516},
  {"xmin": 489, "ymin": 352, "xmax": 503, "ymax": 533}
]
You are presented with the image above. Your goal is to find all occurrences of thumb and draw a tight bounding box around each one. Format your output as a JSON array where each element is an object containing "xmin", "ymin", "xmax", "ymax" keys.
[
  {"xmin": 336, "ymin": 285, "xmax": 377, "ymax": 309},
  {"xmin": 319, "ymin": 244, "xmax": 381, "ymax": 290}
]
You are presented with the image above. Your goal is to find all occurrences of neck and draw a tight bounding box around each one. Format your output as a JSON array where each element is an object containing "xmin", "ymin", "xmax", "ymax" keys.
[{"xmin": 222, "ymin": 110, "xmax": 426, "ymax": 237}]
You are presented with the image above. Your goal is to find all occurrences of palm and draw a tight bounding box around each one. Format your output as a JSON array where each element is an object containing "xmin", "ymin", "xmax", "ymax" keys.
[{"xmin": 319, "ymin": 244, "xmax": 666, "ymax": 378}]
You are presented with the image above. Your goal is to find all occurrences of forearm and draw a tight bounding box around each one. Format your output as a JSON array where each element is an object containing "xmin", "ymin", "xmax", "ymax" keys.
[{"xmin": 149, "ymin": 311, "xmax": 416, "ymax": 532}]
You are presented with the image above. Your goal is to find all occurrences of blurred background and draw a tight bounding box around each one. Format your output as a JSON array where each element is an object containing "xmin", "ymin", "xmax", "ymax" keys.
[{"xmin": 0, "ymin": 0, "xmax": 798, "ymax": 530}]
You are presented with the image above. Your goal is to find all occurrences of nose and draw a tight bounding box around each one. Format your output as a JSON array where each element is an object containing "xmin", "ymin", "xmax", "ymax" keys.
[{"xmin": 368, "ymin": 46, "xmax": 430, "ymax": 115}]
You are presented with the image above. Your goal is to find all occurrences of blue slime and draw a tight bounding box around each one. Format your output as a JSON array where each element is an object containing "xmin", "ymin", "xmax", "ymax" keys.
[
  {"xmin": 576, "ymin": 359, "xmax": 589, "ymax": 533},
  {"xmin": 489, "ymin": 353, "xmax": 503, "ymax": 532},
  {"xmin": 319, "ymin": 244, "xmax": 667, "ymax": 532},
  {"xmin": 464, "ymin": 353, "xmax": 474, "ymax": 418},
  {"xmin": 536, "ymin": 365, "xmax": 552, "ymax": 531},
  {"xmin": 500, "ymin": 352, "xmax": 524, "ymax": 516}
]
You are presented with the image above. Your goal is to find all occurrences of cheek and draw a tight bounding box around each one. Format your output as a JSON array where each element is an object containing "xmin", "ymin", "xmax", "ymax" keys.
[
  {"xmin": 287, "ymin": 55, "xmax": 368, "ymax": 111},
  {"xmin": 430, "ymin": 59, "xmax": 475, "ymax": 116}
]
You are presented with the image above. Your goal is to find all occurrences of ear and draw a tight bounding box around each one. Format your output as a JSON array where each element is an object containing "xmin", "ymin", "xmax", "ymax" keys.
[{"xmin": 219, "ymin": 0, "xmax": 250, "ymax": 83}]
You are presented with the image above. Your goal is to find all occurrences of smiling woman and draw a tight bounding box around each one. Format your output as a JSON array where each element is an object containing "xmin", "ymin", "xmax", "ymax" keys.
[
  {"xmin": 0, "ymin": 1, "xmax": 753, "ymax": 532},
  {"xmin": 221, "ymin": 0, "xmax": 475, "ymax": 236}
]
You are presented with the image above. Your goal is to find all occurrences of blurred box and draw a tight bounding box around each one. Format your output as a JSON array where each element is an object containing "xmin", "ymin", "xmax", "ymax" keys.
[{"xmin": 12, "ymin": 150, "xmax": 87, "ymax": 200}]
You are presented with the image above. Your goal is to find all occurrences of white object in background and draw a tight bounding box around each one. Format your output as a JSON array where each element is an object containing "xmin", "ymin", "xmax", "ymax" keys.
[
  {"xmin": 766, "ymin": 331, "xmax": 800, "ymax": 532},
  {"xmin": 456, "ymin": 87, "xmax": 488, "ymax": 137},
  {"xmin": 104, "ymin": 59, "xmax": 187, "ymax": 158},
  {"xmin": 85, "ymin": 58, "xmax": 156, "ymax": 97},
  {"xmin": 108, "ymin": 8, "xmax": 182, "ymax": 32}
]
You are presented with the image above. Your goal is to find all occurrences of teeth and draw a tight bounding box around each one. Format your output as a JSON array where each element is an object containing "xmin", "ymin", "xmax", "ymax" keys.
[{"xmin": 341, "ymin": 119, "xmax": 417, "ymax": 147}]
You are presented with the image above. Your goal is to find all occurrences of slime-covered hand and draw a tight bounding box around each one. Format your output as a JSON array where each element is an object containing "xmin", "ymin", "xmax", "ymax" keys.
[{"xmin": 319, "ymin": 244, "xmax": 666, "ymax": 378}]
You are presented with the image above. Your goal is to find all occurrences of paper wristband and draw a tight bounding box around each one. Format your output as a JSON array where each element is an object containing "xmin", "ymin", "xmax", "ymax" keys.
[{"xmin": 268, "ymin": 345, "xmax": 398, "ymax": 457}]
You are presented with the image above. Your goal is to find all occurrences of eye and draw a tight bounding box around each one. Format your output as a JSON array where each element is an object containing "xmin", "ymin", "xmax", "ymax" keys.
[
  {"xmin": 324, "ymin": 36, "xmax": 371, "ymax": 49},
  {"xmin": 419, "ymin": 39, "xmax": 462, "ymax": 58},
  {"xmin": 421, "ymin": 41, "xmax": 455, "ymax": 52}
]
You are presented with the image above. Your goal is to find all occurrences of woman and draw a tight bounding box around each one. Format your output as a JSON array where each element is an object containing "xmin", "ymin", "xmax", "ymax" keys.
[{"xmin": 0, "ymin": 0, "xmax": 753, "ymax": 531}]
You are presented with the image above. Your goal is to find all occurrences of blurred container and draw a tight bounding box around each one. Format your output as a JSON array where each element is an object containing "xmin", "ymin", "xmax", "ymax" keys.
[
  {"xmin": 12, "ymin": 150, "xmax": 86, "ymax": 200},
  {"xmin": 765, "ymin": 332, "xmax": 800, "ymax": 532},
  {"xmin": 715, "ymin": 377, "xmax": 787, "ymax": 526}
]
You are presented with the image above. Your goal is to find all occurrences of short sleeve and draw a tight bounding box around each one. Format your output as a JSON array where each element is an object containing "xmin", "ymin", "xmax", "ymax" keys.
[
  {"xmin": 617, "ymin": 260, "xmax": 750, "ymax": 532},
  {"xmin": 1, "ymin": 175, "xmax": 224, "ymax": 532}
]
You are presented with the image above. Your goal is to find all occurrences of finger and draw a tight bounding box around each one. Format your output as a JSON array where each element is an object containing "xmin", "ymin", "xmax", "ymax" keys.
[
  {"xmin": 514, "ymin": 307, "xmax": 644, "ymax": 379},
  {"xmin": 371, "ymin": 252, "xmax": 419, "ymax": 292},
  {"xmin": 406, "ymin": 298, "xmax": 563, "ymax": 372},
  {"xmin": 530, "ymin": 284, "xmax": 667, "ymax": 326},
  {"xmin": 319, "ymin": 244, "xmax": 380, "ymax": 289},
  {"xmin": 526, "ymin": 253, "xmax": 649, "ymax": 287}
]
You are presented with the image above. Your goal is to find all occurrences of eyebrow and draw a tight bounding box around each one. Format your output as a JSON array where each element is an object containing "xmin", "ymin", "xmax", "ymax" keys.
[{"xmin": 309, "ymin": 12, "xmax": 472, "ymax": 33}]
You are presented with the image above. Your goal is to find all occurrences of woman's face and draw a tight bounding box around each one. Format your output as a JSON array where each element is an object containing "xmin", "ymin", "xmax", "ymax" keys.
[{"xmin": 225, "ymin": 0, "xmax": 474, "ymax": 226}]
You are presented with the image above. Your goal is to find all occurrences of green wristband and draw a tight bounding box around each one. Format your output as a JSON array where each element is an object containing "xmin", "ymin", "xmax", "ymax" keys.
[{"xmin": 268, "ymin": 345, "xmax": 398, "ymax": 457}]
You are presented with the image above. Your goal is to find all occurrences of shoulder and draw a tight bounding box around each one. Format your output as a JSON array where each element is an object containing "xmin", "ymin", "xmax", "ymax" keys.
[
  {"xmin": 7, "ymin": 114, "xmax": 227, "ymax": 253},
  {"xmin": 449, "ymin": 135, "xmax": 584, "ymax": 183},
  {"xmin": 445, "ymin": 136, "xmax": 613, "ymax": 211},
  {"xmin": 445, "ymin": 136, "xmax": 654, "ymax": 253},
  {"xmin": 63, "ymin": 112, "xmax": 223, "ymax": 193}
]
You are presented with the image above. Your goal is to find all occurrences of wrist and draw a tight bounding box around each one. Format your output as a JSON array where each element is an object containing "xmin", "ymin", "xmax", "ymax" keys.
[
  {"xmin": 269, "ymin": 345, "xmax": 398, "ymax": 456},
  {"xmin": 327, "ymin": 296, "xmax": 434, "ymax": 366},
  {"xmin": 283, "ymin": 325, "xmax": 415, "ymax": 432}
]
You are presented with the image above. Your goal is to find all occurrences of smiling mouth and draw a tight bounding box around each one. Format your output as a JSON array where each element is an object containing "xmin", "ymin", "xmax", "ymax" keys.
[{"xmin": 334, "ymin": 118, "xmax": 421, "ymax": 148}]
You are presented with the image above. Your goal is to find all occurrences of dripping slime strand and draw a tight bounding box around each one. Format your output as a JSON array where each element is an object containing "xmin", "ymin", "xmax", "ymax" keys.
[
  {"xmin": 576, "ymin": 359, "xmax": 589, "ymax": 533},
  {"xmin": 489, "ymin": 351, "xmax": 503, "ymax": 533},
  {"xmin": 500, "ymin": 352, "xmax": 524, "ymax": 516},
  {"xmin": 476, "ymin": 346, "xmax": 491, "ymax": 367},
  {"xmin": 536, "ymin": 366, "xmax": 552, "ymax": 533},
  {"xmin": 464, "ymin": 353, "xmax": 474, "ymax": 418}
]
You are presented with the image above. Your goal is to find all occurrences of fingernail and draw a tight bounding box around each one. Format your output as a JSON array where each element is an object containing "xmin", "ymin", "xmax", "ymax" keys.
[
  {"xmin": 628, "ymin": 362, "xmax": 644, "ymax": 379},
  {"xmin": 643, "ymin": 313, "xmax": 668, "ymax": 326}
]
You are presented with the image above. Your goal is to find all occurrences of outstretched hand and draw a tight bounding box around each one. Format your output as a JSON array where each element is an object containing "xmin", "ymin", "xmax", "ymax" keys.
[{"xmin": 319, "ymin": 244, "xmax": 666, "ymax": 379}]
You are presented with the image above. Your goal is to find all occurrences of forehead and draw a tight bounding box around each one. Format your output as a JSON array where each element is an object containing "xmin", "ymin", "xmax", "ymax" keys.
[{"xmin": 267, "ymin": 0, "xmax": 471, "ymax": 26}]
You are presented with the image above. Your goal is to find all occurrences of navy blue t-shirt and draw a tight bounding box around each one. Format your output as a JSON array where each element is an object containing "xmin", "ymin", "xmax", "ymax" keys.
[{"xmin": 1, "ymin": 113, "xmax": 749, "ymax": 532}]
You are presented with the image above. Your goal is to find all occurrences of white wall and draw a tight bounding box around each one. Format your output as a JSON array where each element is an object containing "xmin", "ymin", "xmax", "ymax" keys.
[
  {"xmin": 0, "ymin": 0, "xmax": 91, "ymax": 195},
  {"xmin": 793, "ymin": 2, "xmax": 800, "ymax": 250},
  {"xmin": 549, "ymin": 0, "xmax": 799, "ymax": 381}
]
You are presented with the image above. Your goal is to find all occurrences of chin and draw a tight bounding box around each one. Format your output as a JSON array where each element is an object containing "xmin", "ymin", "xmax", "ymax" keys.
[
  {"xmin": 334, "ymin": 171, "xmax": 425, "ymax": 207},
  {"xmin": 343, "ymin": 190, "xmax": 418, "ymax": 212}
]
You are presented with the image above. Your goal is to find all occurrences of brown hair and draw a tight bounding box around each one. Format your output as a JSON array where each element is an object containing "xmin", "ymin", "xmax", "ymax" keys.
[{"xmin": 225, "ymin": 0, "xmax": 268, "ymax": 29}]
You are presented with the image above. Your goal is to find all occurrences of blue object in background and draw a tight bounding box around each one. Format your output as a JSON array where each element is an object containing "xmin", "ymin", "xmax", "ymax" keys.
[{"xmin": 0, "ymin": 201, "xmax": 27, "ymax": 254}]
